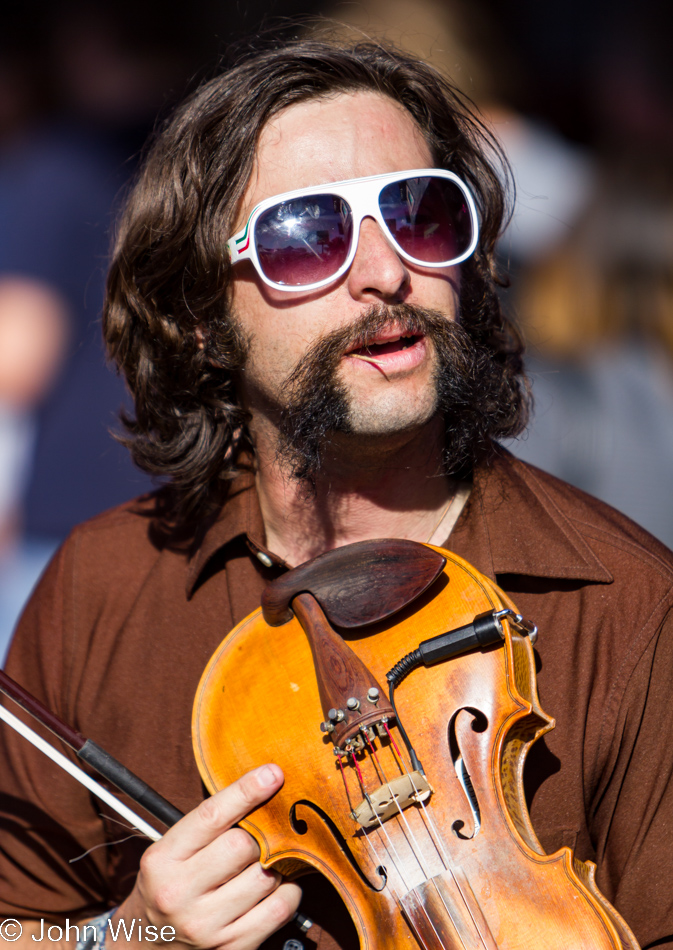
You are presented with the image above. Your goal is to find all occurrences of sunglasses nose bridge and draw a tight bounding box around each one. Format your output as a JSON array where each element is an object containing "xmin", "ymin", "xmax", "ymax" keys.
[
  {"xmin": 346, "ymin": 219, "xmax": 411, "ymax": 303},
  {"xmin": 344, "ymin": 179, "xmax": 397, "ymax": 262}
]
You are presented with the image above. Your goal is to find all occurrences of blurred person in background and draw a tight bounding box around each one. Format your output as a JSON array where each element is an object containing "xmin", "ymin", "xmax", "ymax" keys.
[
  {"xmin": 0, "ymin": 0, "xmax": 321, "ymax": 652},
  {"xmin": 510, "ymin": 3, "xmax": 673, "ymax": 548},
  {"xmin": 0, "ymin": 1, "xmax": 198, "ymax": 651},
  {"xmin": 0, "ymin": 279, "xmax": 69, "ymax": 661},
  {"xmin": 512, "ymin": 170, "xmax": 673, "ymax": 548},
  {"xmin": 322, "ymin": 0, "xmax": 673, "ymax": 547}
]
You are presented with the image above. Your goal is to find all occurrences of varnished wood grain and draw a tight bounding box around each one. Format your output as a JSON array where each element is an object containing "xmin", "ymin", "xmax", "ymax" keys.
[{"xmin": 193, "ymin": 543, "xmax": 640, "ymax": 950}]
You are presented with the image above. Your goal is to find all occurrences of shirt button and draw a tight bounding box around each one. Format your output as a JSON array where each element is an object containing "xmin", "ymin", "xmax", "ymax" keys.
[{"xmin": 256, "ymin": 551, "xmax": 274, "ymax": 567}]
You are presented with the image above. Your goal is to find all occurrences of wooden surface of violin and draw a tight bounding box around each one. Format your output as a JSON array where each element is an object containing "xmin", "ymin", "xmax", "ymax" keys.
[{"xmin": 192, "ymin": 543, "xmax": 640, "ymax": 950}]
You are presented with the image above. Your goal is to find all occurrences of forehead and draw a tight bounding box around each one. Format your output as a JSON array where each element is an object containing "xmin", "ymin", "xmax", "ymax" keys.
[{"xmin": 240, "ymin": 91, "xmax": 433, "ymax": 215}]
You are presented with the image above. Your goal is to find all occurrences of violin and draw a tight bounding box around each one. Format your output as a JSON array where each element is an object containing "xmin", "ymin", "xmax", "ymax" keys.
[{"xmin": 192, "ymin": 539, "xmax": 640, "ymax": 950}]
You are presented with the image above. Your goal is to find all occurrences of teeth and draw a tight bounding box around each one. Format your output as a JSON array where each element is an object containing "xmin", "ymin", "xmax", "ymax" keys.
[
  {"xmin": 352, "ymin": 332, "xmax": 418, "ymax": 353},
  {"xmin": 365, "ymin": 334, "xmax": 403, "ymax": 347}
]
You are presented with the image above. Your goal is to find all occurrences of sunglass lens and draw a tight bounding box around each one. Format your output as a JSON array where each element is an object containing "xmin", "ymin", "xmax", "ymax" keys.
[
  {"xmin": 255, "ymin": 195, "xmax": 353, "ymax": 286},
  {"xmin": 379, "ymin": 177, "xmax": 473, "ymax": 264}
]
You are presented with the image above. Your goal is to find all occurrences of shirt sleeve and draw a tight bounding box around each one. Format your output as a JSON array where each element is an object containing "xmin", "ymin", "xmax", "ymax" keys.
[
  {"xmin": 0, "ymin": 537, "xmax": 113, "ymax": 920},
  {"xmin": 590, "ymin": 607, "xmax": 673, "ymax": 949}
]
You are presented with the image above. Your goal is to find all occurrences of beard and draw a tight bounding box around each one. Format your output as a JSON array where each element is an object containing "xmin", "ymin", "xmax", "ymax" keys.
[{"xmin": 275, "ymin": 303, "xmax": 527, "ymax": 484}]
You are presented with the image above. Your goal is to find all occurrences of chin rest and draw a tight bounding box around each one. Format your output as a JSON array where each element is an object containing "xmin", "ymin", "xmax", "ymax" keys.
[{"xmin": 261, "ymin": 538, "xmax": 446, "ymax": 628}]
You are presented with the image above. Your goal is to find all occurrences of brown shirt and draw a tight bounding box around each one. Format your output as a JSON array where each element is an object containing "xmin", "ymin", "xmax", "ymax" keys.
[{"xmin": 1, "ymin": 453, "xmax": 673, "ymax": 949}]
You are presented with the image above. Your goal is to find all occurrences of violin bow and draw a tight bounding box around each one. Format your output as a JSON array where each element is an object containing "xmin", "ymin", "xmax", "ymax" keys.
[
  {"xmin": 0, "ymin": 670, "xmax": 313, "ymax": 935},
  {"xmin": 0, "ymin": 668, "xmax": 183, "ymax": 841}
]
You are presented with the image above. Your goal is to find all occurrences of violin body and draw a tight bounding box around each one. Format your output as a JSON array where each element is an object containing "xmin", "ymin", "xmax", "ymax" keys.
[{"xmin": 192, "ymin": 544, "xmax": 640, "ymax": 950}]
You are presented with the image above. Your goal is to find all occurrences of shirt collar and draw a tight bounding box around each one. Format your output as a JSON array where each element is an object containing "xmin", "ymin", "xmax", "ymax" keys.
[
  {"xmin": 186, "ymin": 450, "xmax": 612, "ymax": 596},
  {"xmin": 185, "ymin": 468, "xmax": 285, "ymax": 597},
  {"xmin": 455, "ymin": 450, "xmax": 612, "ymax": 583}
]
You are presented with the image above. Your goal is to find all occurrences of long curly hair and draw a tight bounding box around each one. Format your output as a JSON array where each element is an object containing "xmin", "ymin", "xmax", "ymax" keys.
[{"xmin": 104, "ymin": 39, "xmax": 528, "ymax": 527}]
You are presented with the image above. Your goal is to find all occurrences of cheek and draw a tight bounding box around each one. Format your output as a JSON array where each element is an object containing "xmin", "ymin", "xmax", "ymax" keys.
[
  {"xmin": 413, "ymin": 268, "xmax": 461, "ymax": 315},
  {"xmin": 232, "ymin": 303, "xmax": 315, "ymax": 383}
]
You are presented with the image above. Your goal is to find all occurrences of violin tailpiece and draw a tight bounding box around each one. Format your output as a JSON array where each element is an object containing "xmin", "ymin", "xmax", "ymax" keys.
[{"xmin": 291, "ymin": 592, "xmax": 395, "ymax": 748}]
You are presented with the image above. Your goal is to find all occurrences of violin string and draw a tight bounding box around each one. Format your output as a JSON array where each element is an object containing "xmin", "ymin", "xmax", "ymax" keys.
[
  {"xmin": 361, "ymin": 825, "xmax": 404, "ymax": 907},
  {"xmin": 344, "ymin": 722, "xmax": 452, "ymax": 895},
  {"xmin": 383, "ymin": 721, "xmax": 405, "ymax": 763},
  {"xmin": 363, "ymin": 730, "xmax": 389, "ymax": 783},
  {"xmin": 367, "ymin": 812, "xmax": 411, "ymax": 891},
  {"xmin": 370, "ymin": 811, "xmax": 414, "ymax": 892},
  {"xmin": 363, "ymin": 731, "xmax": 437, "ymax": 880},
  {"xmin": 350, "ymin": 751, "xmax": 379, "ymax": 818},
  {"xmin": 362, "ymin": 732, "xmax": 385, "ymax": 785},
  {"xmin": 392, "ymin": 769, "xmax": 450, "ymax": 874},
  {"xmin": 353, "ymin": 745, "xmax": 450, "ymax": 896},
  {"xmin": 430, "ymin": 870, "xmax": 491, "ymax": 950},
  {"xmin": 359, "ymin": 735, "xmax": 433, "ymax": 883},
  {"xmin": 336, "ymin": 754, "xmax": 356, "ymax": 815},
  {"xmin": 358, "ymin": 732, "xmax": 443, "ymax": 906},
  {"xmin": 415, "ymin": 798, "xmax": 451, "ymax": 871},
  {"xmin": 393, "ymin": 757, "xmax": 452, "ymax": 871},
  {"xmin": 351, "ymin": 750, "xmax": 418, "ymax": 891},
  {"xmin": 339, "ymin": 745, "xmax": 412, "ymax": 894},
  {"xmin": 429, "ymin": 872, "xmax": 491, "ymax": 950},
  {"xmin": 380, "ymin": 785, "xmax": 435, "ymax": 881},
  {"xmin": 382, "ymin": 721, "xmax": 451, "ymax": 871},
  {"xmin": 350, "ymin": 751, "xmax": 367, "ymax": 794}
]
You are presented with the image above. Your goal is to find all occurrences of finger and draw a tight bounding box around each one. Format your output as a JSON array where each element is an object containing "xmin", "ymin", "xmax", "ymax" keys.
[
  {"xmin": 178, "ymin": 862, "xmax": 283, "ymax": 940},
  {"xmin": 182, "ymin": 826, "xmax": 262, "ymax": 895},
  {"xmin": 212, "ymin": 861, "xmax": 282, "ymax": 926},
  {"xmin": 213, "ymin": 881, "xmax": 303, "ymax": 950},
  {"xmin": 161, "ymin": 765, "xmax": 284, "ymax": 861}
]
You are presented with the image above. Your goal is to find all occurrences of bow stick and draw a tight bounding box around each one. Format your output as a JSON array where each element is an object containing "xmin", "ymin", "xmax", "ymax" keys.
[
  {"xmin": 0, "ymin": 670, "xmax": 314, "ymax": 935},
  {"xmin": 0, "ymin": 668, "xmax": 183, "ymax": 839}
]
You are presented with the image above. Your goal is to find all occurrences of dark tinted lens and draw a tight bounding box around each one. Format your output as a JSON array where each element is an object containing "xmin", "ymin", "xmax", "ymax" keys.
[
  {"xmin": 379, "ymin": 177, "xmax": 473, "ymax": 263},
  {"xmin": 255, "ymin": 195, "xmax": 353, "ymax": 286}
]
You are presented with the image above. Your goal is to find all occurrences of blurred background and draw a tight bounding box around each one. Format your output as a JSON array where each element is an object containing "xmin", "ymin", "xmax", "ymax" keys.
[{"xmin": 1, "ymin": 0, "xmax": 671, "ymax": 661}]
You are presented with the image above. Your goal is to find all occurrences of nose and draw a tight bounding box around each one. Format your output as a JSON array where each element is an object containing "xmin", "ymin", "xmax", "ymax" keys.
[{"xmin": 346, "ymin": 216, "xmax": 410, "ymax": 302}]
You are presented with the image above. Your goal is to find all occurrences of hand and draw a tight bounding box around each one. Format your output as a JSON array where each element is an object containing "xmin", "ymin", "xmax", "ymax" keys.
[{"xmin": 116, "ymin": 764, "xmax": 301, "ymax": 950}]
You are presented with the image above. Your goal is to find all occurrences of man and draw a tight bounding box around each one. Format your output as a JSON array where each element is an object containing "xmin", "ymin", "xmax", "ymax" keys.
[{"xmin": 1, "ymin": 40, "xmax": 672, "ymax": 950}]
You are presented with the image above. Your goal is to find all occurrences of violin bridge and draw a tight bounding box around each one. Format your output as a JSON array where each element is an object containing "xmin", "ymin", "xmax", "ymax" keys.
[{"xmin": 351, "ymin": 771, "xmax": 432, "ymax": 828}]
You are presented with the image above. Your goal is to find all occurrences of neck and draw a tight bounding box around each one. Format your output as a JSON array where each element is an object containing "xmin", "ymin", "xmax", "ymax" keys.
[{"xmin": 251, "ymin": 415, "xmax": 467, "ymax": 566}]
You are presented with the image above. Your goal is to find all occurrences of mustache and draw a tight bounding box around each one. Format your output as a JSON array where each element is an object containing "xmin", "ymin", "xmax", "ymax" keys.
[
  {"xmin": 276, "ymin": 303, "xmax": 473, "ymax": 484},
  {"xmin": 275, "ymin": 300, "xmax": 527, "ymax": 485},
  {"xmin": 283, "ymin": 303, "xmax": 461, "ymax": 392}
]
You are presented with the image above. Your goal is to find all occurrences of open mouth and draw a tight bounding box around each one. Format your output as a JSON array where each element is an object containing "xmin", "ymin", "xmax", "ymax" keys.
[{"xmin": 347, "ymin": 333, "xmax": 424, "ymax": 360}]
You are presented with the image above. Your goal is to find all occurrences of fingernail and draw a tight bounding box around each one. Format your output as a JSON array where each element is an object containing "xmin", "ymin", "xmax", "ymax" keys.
[{"xmin": 256, "ymin": 765, "xmax": 279, "ymax": 787}]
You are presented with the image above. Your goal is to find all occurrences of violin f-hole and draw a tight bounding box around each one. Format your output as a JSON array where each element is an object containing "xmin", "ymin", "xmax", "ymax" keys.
[
  {"xmin": 449, "ymin": 707, "xmax": 487, "ymax": 840},
  {"xmin": 289, "ymin": 801, "xmax": 387, "ymax": 892}
]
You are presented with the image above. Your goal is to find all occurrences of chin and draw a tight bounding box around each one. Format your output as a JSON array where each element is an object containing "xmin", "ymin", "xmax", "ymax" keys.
[{"xmin": 346, "ymin": 391, "xmax": 439, "ymax": 439}]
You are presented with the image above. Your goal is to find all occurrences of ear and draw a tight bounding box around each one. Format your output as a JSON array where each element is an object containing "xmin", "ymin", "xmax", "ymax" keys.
[{"xmin": 195, "ymin": 326, "xmax": 206, "ymax": 350}]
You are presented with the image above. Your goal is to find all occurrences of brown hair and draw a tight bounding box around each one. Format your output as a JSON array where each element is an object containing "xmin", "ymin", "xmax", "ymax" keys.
[{"xmin": 104, "ymin": 39, "xmax": 527, "ymax": 526}]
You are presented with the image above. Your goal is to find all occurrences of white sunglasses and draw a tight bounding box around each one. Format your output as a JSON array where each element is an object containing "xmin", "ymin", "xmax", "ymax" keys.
[{"xmin": 227, "ymin": 168, "xmax": 479, "ymax": 293}]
